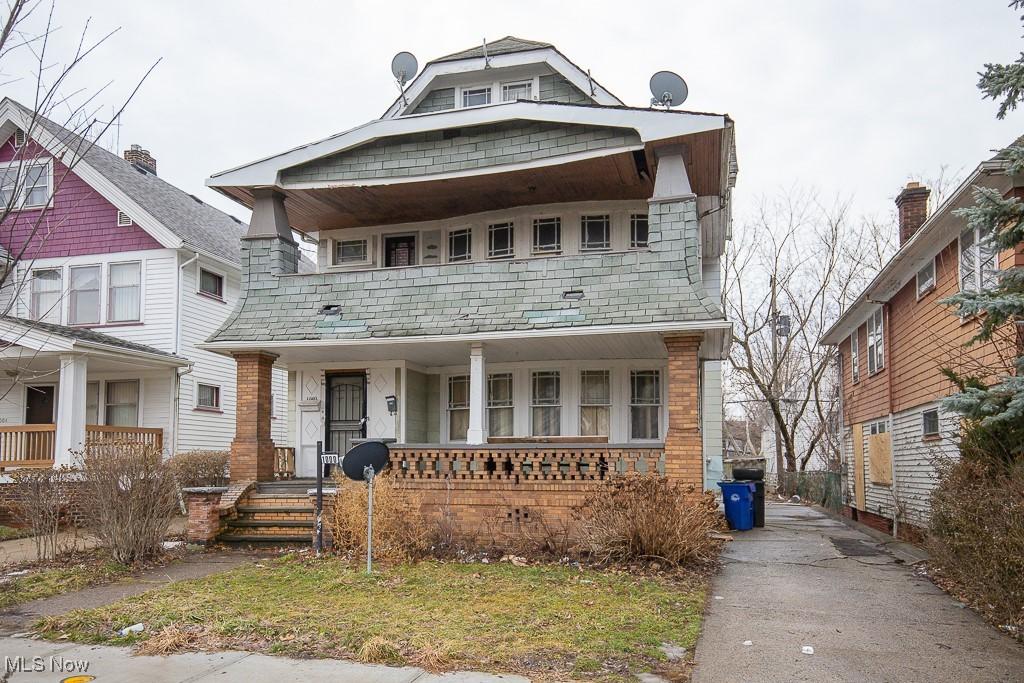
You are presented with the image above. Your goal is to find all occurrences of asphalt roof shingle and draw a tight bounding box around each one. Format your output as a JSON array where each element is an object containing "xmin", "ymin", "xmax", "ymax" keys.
[
  {"xmin": 433, "ymin": 36, "xmax": 553, "ymax": 63},
  {"xmin": 1, "ymin": 315, "xmax": 187, "ymax": 361}
]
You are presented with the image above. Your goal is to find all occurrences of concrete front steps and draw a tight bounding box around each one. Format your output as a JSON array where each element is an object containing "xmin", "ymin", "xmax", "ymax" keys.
[{"xmin": 218, "ymin": 480, "xmax": 316, "ymax": 545}]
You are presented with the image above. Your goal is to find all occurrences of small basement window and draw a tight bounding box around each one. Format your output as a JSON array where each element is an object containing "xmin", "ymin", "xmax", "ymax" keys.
[
  {"xmin": 532, "ymin": 217, "xmax": 561, "ymax": 255},
  {"xmin": 580, "ymin": 215, "xmax": 611, "ymax": 251},
  {"xmin": 335, "ymin": 239, "xmax": 369, "ymax": 265},
  {"xmin": 199, "ymin": 268, "xmax": 224, "ymax": 299},
  {"xmin": 461, "ymin": 87, "xmax": 491, "ymax": 107},
  {"xmin": 196, "ymin": 383, "xmax": 221, "ymax": 409},
  {"xmin": 922, "ymin": 409, "xmax": 940, "ymax": 437},
  {"xmin": 448, "ymin": 228, "xmax": 472, "ymax": 262}
]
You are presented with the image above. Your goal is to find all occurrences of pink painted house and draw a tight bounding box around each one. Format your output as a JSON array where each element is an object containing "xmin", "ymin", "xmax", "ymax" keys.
[{"xmin": 0, "ymin": 97, "xmax": 301, "ymax": 469}]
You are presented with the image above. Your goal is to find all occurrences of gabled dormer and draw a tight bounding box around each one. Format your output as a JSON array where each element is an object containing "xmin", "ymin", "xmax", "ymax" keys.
[{"xmin": 384, "ymin": 36, "xmax": 622, "ymax": 118}]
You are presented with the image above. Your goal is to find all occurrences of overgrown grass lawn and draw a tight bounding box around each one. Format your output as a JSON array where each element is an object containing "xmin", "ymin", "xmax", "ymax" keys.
[
  {"xmin": 0, "ymin": 559, "xmax": 130, "ymax": 609},
  {"xmin": 38, "ymin": 556, "xmax": 707, "ymax": 679},
  {"xmin": 0, "ymin": 525, "xmax": 30, "ymax": 541}
]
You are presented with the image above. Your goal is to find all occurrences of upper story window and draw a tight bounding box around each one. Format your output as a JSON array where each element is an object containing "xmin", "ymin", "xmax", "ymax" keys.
[
  {"xmin": 199, "ymin": 268, "xmax": 225, "ymax": 300},
  {"xmin": 336, "ymin": 238, "xmax": 369, "ymax": 265},
  {"xmin": 850, "ymin": 329, "xmax": 860, "ymax": 383},
  {"xmin": 916, "ymin": 257, "xmax": 936, "ymax": 297},
  {"xmin": 108, "ymin": 261, "xmax": 141, "ymax": 323},
  {"xmin": 580, "ymin": 370, "xmax": 611, "ymax": 437},
  {"xmin": 448, "ymin": 228, "xmax": 472, "ymax": 262},
  {"xmin": 487, "ymin": 222, "xmax": 514, "ymax": 259},
  {"xmin": 532, "ymin": 217, "xmax": 561, "ymax": 255},
  {"xmin": 196, "ymin": 383, "xmax": 221, "ymax": 410},
  {"xmin": 461, "ymin": 87, "xmax": 492, "ymax": 107},
  {"xmin": 922, "ymin": 408, "xmax": 940, "ymax": 438},
  {"xmin": 69, "ymin": 265, "xmax": 101, "ymax": 325},
  {"xmin": 866, "ymin": 309, "xmax": 884, "ymax": 374},
  {"xmin": 1, "ymin": 160, "xmax": 51, "ymax": 209},
  {"xmin": 630, "ymin": 214, "xmax": 649, "ymax": 249},
  {"xmin": 501, "ymin": 81, "xmax": 532, "ymax": 101},
  {"xmin": 959, "ymin": 226, "xmax": 998, "ymax": 293},
  {"xmin": 580, "ymin": 215, "xmax": 611, "ymax": 251},
  {"xmin": 30, "ymin": 268, "xmax": 61, "ymax": 322},
  {"xmin": 487, "ymin": 372, "xmax": 513, "ymax": 437},
  {"xmin": 630, "ymin": 370, "xmax": 661, "ymax": 440}
]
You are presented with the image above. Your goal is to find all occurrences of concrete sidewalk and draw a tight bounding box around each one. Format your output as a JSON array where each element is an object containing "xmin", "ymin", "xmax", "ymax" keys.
[
  {"xmin": 691, "ymin": 503, "xmax": 1024, "ymax": 683},
  {"xmin": 0, "ymin": 636, "xmax": 528, "ymax": 682}
]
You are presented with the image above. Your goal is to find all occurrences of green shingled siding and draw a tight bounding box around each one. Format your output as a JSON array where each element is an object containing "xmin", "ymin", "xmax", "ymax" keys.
[
  {"xmin": 279, "ymin": 122, "xmax": 640, "ymax": 184},
  {"xmin": 209, "ymin": 198, "xmax": 719, "ymax": 344},
  {"xmin": 538, "ymin": 74, "xmax": 593, "ymax": 104},
  {"xmin": 408, "ymin": 88, "xmax": 456, "ymax": 114}
]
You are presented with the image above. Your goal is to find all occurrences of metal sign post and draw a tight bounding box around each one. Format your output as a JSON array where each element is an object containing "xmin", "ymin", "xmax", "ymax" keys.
[
  {"xmin": 364, "ymin": 465, "xmax": 375, "ymax": 574},
  {"xmin": 314, "ymin": 441, "xmax": 324, "ymax": 555}
]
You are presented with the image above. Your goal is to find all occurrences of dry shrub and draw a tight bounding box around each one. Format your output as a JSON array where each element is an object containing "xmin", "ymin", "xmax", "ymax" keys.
[
  {"xmin": 357, "ymin": 635, "xmax": 404, "ymax": 664},
  {"xmin": 575, "ymin": 474, "xmax": 722, "ymax": 567},
  {"xmin": 928, "ymin": 452, "xmax": 1024, "ymax": 633},
  {"xmin": 329, "ymin": 473, "xmax": 430, "ymax": 563},
  {"xmin": 8, "ymin": 466, "xmax": 76, "ymax": 561},
  {"xmin": 78, "ymin": 442, "xmax": 179, "ymax": 565},
  {"xmin": 168, "ymin": 450, "xmax": 229, "ymax": 488}
]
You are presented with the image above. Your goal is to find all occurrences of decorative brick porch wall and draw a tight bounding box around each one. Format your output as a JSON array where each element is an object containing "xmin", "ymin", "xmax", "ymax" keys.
[
  {"xmin": 664, "ymin": 334, "xmax": 704, "ymax": 490},
  {"xmin": 229, "ymin": 351, "xmax": 278, "ymax": 482}
]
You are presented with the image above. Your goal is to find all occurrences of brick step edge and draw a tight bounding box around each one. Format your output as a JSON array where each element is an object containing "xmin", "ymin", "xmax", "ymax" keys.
[
  {"xmin": 226, "ymin": 519, "xmax": 314, "ymax": 528},
  {"xmin": 236, "ymin": 506, "xmax": 313, "ymax": 514},
  {"xmin": 218, "ymin": 534, "xmax": 311, "ymax": 544}
]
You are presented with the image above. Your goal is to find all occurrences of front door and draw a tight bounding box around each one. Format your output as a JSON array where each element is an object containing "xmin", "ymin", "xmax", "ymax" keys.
[
  {"xmin": 25, "ymin": 385, "xmax": 55, "ymax": 424},
  {"xmin": 326, "ymin": 373, "xmax": 366, "ymax": 459},
  {"xmin": 384, "ymin": 234, "xmax": 416, "ymax": 268}
]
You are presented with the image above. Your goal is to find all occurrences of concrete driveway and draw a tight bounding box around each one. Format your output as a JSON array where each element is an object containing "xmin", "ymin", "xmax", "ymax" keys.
[{"xmin": 692, "ymin": 503, "xmax": 1024, "ymax": 683}]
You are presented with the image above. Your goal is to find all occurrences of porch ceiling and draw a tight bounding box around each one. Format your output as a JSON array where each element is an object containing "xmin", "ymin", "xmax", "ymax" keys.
[{"xmin": 0, "ymin": 348, "xmax": 179, "ymax": 374}]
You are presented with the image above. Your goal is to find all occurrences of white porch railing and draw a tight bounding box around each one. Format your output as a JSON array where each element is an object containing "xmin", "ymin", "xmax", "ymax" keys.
[{"xmin": 0, "ymin": 424, "xmax": 164, "ymax": 470}]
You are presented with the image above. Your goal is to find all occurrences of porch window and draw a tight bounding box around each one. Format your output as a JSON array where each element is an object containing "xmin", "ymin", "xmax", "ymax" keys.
[
  {"xmin": 866, "ymin": 309, "xmax": 884, "ymax": 374},
  {"xmin": 580, "ymin": 215, "xmax": 611, "ymax": 251},
  {"xmin": 86, "ymin": 381, "xmax": 99, "ymax": 425},
  {"xmin": 196, "ymin": 383, "xmax": 221, "ymax": 409},
  {"xmin": 448, "ymin": 228, "xmax": 472, "ymax": 262},
  {"xmin": 630, "ymin": 214, "xmax": 649, "ymax": 248},
  {"xmin": 630, "ymin": 370, "xmax": 661, "ymax": 440},
  {"xmin": 530, "ymin": 371, "xmax": 561, "ymax": 436},
  {"xmin": 199, "ymin": 268, "xmax": 224, "ymax": 299},
  {"xmin": 461, "ymin": 87, "xmax": 492, "ymax": 107},
  {"xmin": 0, "ymin": 160, "xmax": 50, "ymax": 209},
  {"xmin": 29, "ymin": 268, "xmax": 61, "ymax": 322},
  {"xmin": 447, "ymin": 375, "xmax": 469, "ymax": 441},
  {"xmin": 487, "ymin": 373, "xmax": 513, "ymax": 437},
  {"xmin": 579, "ymin": 370, "xmax": 610, "ymax": 437},
  {"xmin": 335, "ymin": 239, "xmax": 369, "ymax": 265},
  {"xmin": 105, "ymin": 380, "xmax": 139, "ymax": 427},
  {"xmin": 108, "ymin": 261, "xmax": 141, "ymax": 322},
  {"xmin": 501, "ymin": 81, "xmax": 532, "ymax": 101},
  {"xmin": 959, "ymin": 226, "xmax": 998, "ymax": 294},
  {"xmin": 69, "ymin": 265, "xmax": 101, "ymax": 325},
  {"xmin": 532, "ymin": 217, "xmax": 561, "ymax": 255},
  {"xmin": 487, "ymin": 222, "xmax": 514, "ymax": 259}
]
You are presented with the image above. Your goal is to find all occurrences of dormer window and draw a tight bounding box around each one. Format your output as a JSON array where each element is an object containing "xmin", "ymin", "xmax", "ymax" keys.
[
  {"xmin": 501, "ymin": 81, "xmax": 532, "ymax": 101},
  {"xmin": 462, "ymin": 87, "xmax": 492, "ymax": 107}
]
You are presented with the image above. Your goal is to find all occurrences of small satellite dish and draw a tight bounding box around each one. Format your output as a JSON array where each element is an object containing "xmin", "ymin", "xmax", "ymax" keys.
[
  {"xmin": 649, "ymin": 70, "xmax": 688, "ymax": 108},
  {"xmin": 391, "ymin": 51, "xmax": 419, "ymax": 86},
  {"xmin": 342, "ymin": 441, "xmax": 390, "ymax": 482}
]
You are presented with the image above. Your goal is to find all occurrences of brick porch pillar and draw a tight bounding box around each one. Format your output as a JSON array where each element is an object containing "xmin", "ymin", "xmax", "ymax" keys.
[
  {"xmin": 663, "ymin": 334, "xmax": 703, "ymax": 490},
  {"xmin": 230, "ymin": 351, "xmax": 278, "ymax": 482}
]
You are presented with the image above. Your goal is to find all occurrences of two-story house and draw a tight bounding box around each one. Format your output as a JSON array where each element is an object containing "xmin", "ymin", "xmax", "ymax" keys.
[
  {"xmin": 0, "ymin": 97, "xmax": 295, "ymax": 470},
  {"xmin": 820, "ymin": 144, "xmax": 1022, "ymax": 537},
  {"xmin": 189, "ymin": 37, "xmax": 737, "ymax": 543}
]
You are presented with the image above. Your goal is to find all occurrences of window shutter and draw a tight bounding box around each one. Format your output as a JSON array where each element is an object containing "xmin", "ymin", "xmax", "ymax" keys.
[{"xmin": 116, "ymin": 210, "xmax": 132, "ymax": 227}]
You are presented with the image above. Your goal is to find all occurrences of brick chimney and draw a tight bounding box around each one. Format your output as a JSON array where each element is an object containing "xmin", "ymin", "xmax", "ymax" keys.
[
  {"xmin": 895, "ymin": 181, "xmax": 930, "ymax": 245},
  {"xmin": 123, "ymin": 144, "xmax": 157, "ymax": 175}
]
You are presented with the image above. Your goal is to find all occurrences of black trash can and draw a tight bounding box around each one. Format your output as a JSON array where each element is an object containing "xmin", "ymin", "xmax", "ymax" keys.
[{"xmin": 731, "ymin": 468, "xmax": 765, "ymax": 528}]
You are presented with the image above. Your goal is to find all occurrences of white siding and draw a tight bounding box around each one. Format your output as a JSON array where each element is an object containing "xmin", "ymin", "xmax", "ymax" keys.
[
  {"xmin": 701, "ymin": 360, "xmax": 724, "ymax": 490},
  {"xmin": 0, "ymin": 380, "xmax": 24, "ymax": 425}
]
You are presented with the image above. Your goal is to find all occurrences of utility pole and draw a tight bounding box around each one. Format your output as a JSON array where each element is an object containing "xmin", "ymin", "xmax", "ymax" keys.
[{"xmin": 769, "ymin": 275, "xmax": 785, "ymax": 491}]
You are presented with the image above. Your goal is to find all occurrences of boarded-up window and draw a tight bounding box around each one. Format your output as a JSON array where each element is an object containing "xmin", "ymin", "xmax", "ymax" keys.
[{"xmin": 867, "ymin": 420, "xmax": 892, "ymax": 486}]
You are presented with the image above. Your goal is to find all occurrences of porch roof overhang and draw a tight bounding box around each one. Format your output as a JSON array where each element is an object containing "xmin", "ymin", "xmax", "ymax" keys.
[
  {"xmin": 199, "ymin": 320, "xmax": 732, "ymax": 367},
  {"xmin": 206, "ymin": 102, "xmax": 736, "ymax": 233}
]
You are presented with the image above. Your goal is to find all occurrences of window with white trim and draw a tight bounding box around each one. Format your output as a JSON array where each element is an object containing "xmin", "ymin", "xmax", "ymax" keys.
[
  {"xmin": 69, "ymin": 265, "xmax": 101, "ymax": 325},
  {"xmin": 199, "ymin": 268, "xmax": 224, "ymax": 299},
  {"xmin": 580, "ymin": 215, "xmax": 611, "ymax": 251},
  {"xmin": 0, "ymin": 160, "xmax": 50, "ymax": 209},
  {"xmin": 866, "ymin": 309, "xmax": 884, "ymax": 374},
  {"xmin": 196, "ymin": 383, "xmax": 221, "ymax": 409},
  {"xmin": 29, "ymin": 268, "xmax": 61, "ymax": 322},
  {"xmin": 487, "ymin": 373, "xmax": 513, "ymax": 437},
  {"xmin": 959, "ymin": 226, "xmax": 998, "ymax": 294},
  {"xmin": 532, "ymin": 217, "xmax": 561, "ymax": 255},
  {"xmin": 487, "ymin": 222, "xmax": 514, "ymax": 259},
  {"xmin": 530, "ymin": 371, "xmax": 561, "ymax": 436},
  {"xmin": 335, "ymin": 239, "xmax": 369, "ymax": 265},
  {"xmin": 922, "ymin": 408, "xmax": 940, "ymax": 437},
  {"xmin": 630, "ymin": 213, "xmax": 649, "ymax": 248},
  {"xmin": 916, "ymin": 258, "xmax": 936, "ymax": 297},
  {"xmin": 579, "ymin": 370, "xmax": 611, "ymax": 437},
  {"xmin": 447, "ymin": 375, "xmax": 469, "ymax": 441},
  {"xmin": 105, "ymin": 380, "xmax": 139, "ymax": 427},
  {"xmin": 850, "ymin": 329, "xmax": 860, "ymax": 383},
  {"xmin": 86, "ymin": 381, "xmax": 100, "ymax": 425},
  {"xmin": 501, "ymin": 81, "xmax": 532, "ymax": 101},
  {"xmin": 108, "ymin": 261, "xmax": 141, "ymax": 322},
  {"xmin": 447, "ymin": 228, "xmax": 472, "ymax": 262},
  {"xmin": 461, "ymin": 87, "xmax": 491, "ymax": 107},
  {"xmin": 630, "ymin": 370, "xmax": 661, "ymax": 440},
  {"xmin": 868, "ymin": 419, "xmax": 887, "ymax": 436}
]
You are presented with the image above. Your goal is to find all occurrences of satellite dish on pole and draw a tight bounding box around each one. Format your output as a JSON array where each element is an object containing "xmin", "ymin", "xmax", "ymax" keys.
[
  {"xmin": 649, "ymin": 70, "xmax": 688, "ymax": 109},
  {"xmin": 391, "ymin": 51, "xmax": 419, "ymax": 86},
  {"xmin": 342, "ymin": 441, "xmax": 390, "ymax": 481}
]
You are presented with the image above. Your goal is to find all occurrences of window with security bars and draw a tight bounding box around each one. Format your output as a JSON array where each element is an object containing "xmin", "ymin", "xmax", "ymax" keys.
[
  {"xmin": 448, "ymin": 375, "xmax": 469, "ymax": 441},
  {"xmin": 579, "ymin": 370, "xmax": 610, "ymax": 437},
  {"xmin": 487, "ymin": 373, "xmax": 513, "ymax": 437},
  {"xmin": 630, "ymin": 370, "xmax": 661, "ymax": 440},
  {"xmin": 580, "ymin": 215, "xmax": 611, "ymax": 251},
  {"xmin": 530, "ymin": 371, "xmax": 561, "ymax": 436}
]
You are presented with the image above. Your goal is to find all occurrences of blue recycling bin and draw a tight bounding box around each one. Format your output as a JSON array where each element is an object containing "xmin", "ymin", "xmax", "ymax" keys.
[{"xmin": 718, "ymin": 481, "xmax": 755, "ymax": 531}]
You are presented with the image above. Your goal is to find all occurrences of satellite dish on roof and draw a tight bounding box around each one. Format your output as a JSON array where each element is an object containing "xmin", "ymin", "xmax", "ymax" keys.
[
  {"xmin": 391, "ymin": 51, "xmax": 419, "ymax": 86},
  {"xmin": 649, "ymin": 70, "xmax": 688, "ymax": 108},
  {"xmin": 342, "ymin": 440, "xmax": 390, "ymax": 482}
]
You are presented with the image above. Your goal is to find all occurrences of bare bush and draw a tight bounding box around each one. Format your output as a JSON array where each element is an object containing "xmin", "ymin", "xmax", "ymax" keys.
[
  {"xmin": 329, "ymin": 473, "xmax": 431, "ymax": 564},
  {"xmin": 78, "ymin": 442, "xmax": 178, "ymax": 564},
  {"xmin": 575, "ymin": 475, "xmax": 723, "ymax": 567},
  {"xmin": 8, "ymin": 466, "xmax": 76, "ymax": 561},
  {"xmin": 168, "ymin": 450, "xmax": 229, "ymax": 488}
]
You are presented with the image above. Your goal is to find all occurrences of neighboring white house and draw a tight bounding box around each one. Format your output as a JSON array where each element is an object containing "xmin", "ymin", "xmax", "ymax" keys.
[{"xmin": 0, "ymin": 97, "xmax": 301, "ymax": 468}]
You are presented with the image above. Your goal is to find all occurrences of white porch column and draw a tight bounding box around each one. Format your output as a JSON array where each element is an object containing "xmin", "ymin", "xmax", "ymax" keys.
[
  {"xmin": 54, "ymin": 353, "xmax": 87, "ymax": 467},
  {"xmin": 466, "ymin": 343, "xmax": 487, "ymax": 445}
]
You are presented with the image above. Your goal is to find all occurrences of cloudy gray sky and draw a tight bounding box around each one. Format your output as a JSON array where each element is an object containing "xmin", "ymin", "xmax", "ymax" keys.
[{"xmin": 5, "ymin": 1, "xmax": 1022, "ymax": 226}]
